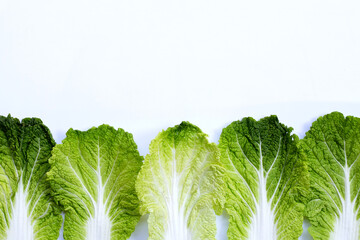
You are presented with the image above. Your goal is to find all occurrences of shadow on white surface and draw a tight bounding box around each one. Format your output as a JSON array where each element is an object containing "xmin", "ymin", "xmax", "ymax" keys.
[
  {"xmin": 216, "ymin": 211, "xmax": 229, "ymax": 240},
  {"xmin": 128, "ymin": 215, "xmax": 149, "ymax": 240},
  {"xmin": 54, "ymin": 130, "xmax": 67, "ymax": 144},
  {"xmin": 58, "ymin": 213, "xmax": 64, "ymax": 240},
  {"xmin": 298, "ymin": 116, "xmax": 320, "ymax": 139},
  {"xmin": 300, "ymin": 219, "xmax": 314, "ymax": 240}
]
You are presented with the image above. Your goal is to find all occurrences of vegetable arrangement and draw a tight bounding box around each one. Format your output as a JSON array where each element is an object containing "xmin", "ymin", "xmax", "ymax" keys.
[{"xmin": 0, "ymin": 112, "xmax": 358, "ymax": 240}]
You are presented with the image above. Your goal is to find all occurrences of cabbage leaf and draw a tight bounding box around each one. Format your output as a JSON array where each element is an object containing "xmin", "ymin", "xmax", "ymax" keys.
[
  {"xmin": 0, "ymin": 115, "xmax": 62, "ymax": 240},
  {"xmin": 219, "ymin": 116, "xmax": 308, "ymax": 240},
  {"xmin": 301, "ymin": 112, "xmax": 360, "ymax": 239},
  {"xmin": 48, "ymin": 125, "xmax": 143, "ymax": 240},
  {"xmin": 136, "ymin": 122, "xmax": 225, "ymax": 240}
]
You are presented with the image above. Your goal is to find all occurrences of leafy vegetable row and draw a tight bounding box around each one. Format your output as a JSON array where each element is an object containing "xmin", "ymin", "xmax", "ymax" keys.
[{"xmin": 0, "ymin": 112, "xmax": 358, "ymax": 240}]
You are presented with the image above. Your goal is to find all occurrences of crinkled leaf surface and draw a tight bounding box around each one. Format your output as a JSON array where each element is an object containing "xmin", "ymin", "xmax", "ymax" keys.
[
  {"xmin": 136, "ymin": 122, "xmax": 225, "ymax": 240},
  {"xmin": 0, "ymin": 115, "xmax": 62, "ymax": 240},
  {"xmin": 301, "ymin": 112, "xmax": 360, "ymax": 240},
  {"xmin": 219, "ymin": 116, "xmax": 308, "ymax": 240},
  {"xmin": 48, "ymin": 125, "xmax": 143, "ymax": 240}
]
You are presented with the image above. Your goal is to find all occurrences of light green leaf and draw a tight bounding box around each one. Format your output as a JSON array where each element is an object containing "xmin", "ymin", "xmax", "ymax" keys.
[
  {"xmin": 136, "ymin": 122, "xmax": 225, "ymax": 240},
  {"xmin": 219, "ymin": 116, "xmax": 308, "ymax": 240},
  {"xmin": 0, "ymin": 115, "xmax": 62, "ymax": 240},
  {"xmin": 48, "ymin": 125, "xmax": 143, "ymax": 240},
  {"xmin": 301, "ymin": 112, "xmax": 360, "ymax": 240}
]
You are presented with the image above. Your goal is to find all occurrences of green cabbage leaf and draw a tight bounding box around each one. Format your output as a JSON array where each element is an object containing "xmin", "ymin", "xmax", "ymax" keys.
[
  {"xmin": 0, "ymin": 115, "xmax": 62, "ymax": 240},
  {"xmin": 47, "ymin": 125, "xmax": 143, "ymax": 240},
  {"xmin": 301, "ymin": 112, "xmax": 360, "ymax": 239},
  {"xmin": 219, "ymin": 116, "xmax": 308, "ymax": 240},
  {"xmin": 136, "ymin": 122, "xmax": 225, "ymax": 240}
]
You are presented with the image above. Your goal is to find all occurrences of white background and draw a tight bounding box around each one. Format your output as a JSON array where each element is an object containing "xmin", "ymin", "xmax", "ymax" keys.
[{"xmin": 1, "ymin": 0, "xmax": 360, "ymax": 239}]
